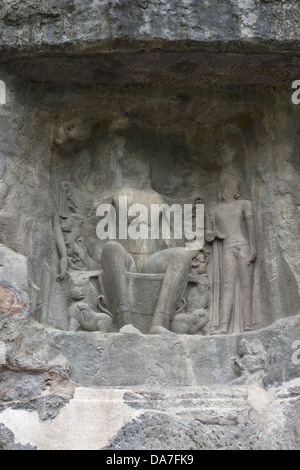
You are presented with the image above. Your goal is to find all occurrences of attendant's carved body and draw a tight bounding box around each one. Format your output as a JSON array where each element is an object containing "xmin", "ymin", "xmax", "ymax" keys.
[
  {"xmin": 207, "ymin": 182, "xmax": 257, "ymax": 334},
  {"xmin": 40, "ymin": 180, "xmax": 97, "ymax": 328},
  {"xmin": 54, "ymin": 181, "xmax": 96, "ymax": 281}
]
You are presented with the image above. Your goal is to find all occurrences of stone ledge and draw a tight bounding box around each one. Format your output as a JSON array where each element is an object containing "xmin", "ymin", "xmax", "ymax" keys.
[
  {"xmin": 1, "ymin": 314, "xmax": 300, "ymax": 389},
  {"xmin": 1, "ymin": 41, "xmax": 300, "ymax": 87},
  {"xmin": 48, "ymin": 314, "xmax": 300, "ymax": 388},
  {"xmin": 1, "ymin": 0, "xmax": 300, "ymax": 57}
]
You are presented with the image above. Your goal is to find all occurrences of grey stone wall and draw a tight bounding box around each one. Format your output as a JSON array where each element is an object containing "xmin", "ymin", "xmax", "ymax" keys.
[
  {"xmin": 0, "ymin": 77, "xmax": 298, "ymax": 327},
  {"xmin": 0, "ymin": 0, "xmax": 299, "ymax": 451},
  {"xmin": 0, "ymin": 0, "xmax": 300, "ymax": 54}
]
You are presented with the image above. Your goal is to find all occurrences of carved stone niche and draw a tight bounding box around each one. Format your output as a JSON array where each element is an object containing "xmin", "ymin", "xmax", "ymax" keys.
[
  {"xmin": 40, "ymin": 118, "xmax": 261, "ymax": 337},
  {"xmin": 35, "ymin": 116, "xmax": 218, "ymax": 336},
  {"xmin": 35, "ymin": 107, "xmax": 299, "ymax": 338},
  {"xmin": 38, "ymin": 127, "xmax": 213, "ymax": 335}
]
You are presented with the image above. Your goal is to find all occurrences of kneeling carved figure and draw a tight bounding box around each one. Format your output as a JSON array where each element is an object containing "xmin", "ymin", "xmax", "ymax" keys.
[
  {"xmin": 68, "ymin": 302, "xmax": 112, "ymax": 333},
  {"xmin": 170, "ymin": 298, "xmax": 209, "ymax": 335}
]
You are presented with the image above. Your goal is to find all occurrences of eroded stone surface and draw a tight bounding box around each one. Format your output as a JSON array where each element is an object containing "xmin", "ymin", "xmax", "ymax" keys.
[
  {"xmin": 0, "ymin": 388, "xmax": 135, "ymax": 450},
  {"xmin": 0, "ymin": 284, "xmax": 26, "ymax": 317},
  {"xmin": 0, "ymin": 424, "xmax": 36, "ymax": 450},
  {"xmin": 0, "ymin": 382, "xmax": 299, "ymax": 450},
  {"xmin": 0, "ymin": 340, "xmax": 5, "ymax": 365},
  {"xmin": 0, "ymin": 0, "xmax": 300, "ymax": 53},
  {"xmin": 0, "ymin": 0, "xmax": 299, "ymax": 452},
  {"xmin": 0, "ymin": 315, "xmax": 300, "ymax": 391},
  {"xmin": 1, "ymin": 1, "xmax": 300, "ymax": 87},
  {"xmin": 0, "ymin": 245, "xmax": 29, "ymax": 318}
]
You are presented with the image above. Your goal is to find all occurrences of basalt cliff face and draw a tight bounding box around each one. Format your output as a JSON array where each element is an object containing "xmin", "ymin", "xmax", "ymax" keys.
[{"xmin": 0, "ymin": 0, "xmax": 299, "ymax": 450}]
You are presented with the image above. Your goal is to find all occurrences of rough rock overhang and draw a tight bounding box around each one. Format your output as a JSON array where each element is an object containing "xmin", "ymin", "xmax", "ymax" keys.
[{"xmin": 0, "ymin": 0, "xmax": 299, "ymax": 86}]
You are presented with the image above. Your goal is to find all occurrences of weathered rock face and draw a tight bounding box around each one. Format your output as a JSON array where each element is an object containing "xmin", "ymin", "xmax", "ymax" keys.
[
  {"xmin": 0, "ymin": 0, "xmax": 299, "ymax": 451},
  {"xmin": 0, "ymin": 77, "xmax": 298, "ymax": 331},
  {"xmin": 1, "ymin": 0, "xmax": 300, "ymax": 50},
  {"xmin": 1, "ymin": 0, "xmax": 300, "ymax": 86}
]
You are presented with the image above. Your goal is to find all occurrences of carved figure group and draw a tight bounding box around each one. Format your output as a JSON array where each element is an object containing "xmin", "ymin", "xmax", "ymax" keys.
[{"xmin": 40, "ymin": 125, "xmax": 258, "ymax": 337}]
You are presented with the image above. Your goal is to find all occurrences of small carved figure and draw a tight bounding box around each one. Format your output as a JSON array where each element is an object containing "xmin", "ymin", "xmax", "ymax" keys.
[
  {"xmin": 53, "ymin": 119, "xmax": 92, "ymax": 154},
  {"xmin": 68, "ymin": 302, "xmax": 112, "ymax": 333},
  {"xmin": 54, "ymin": 181, "xmax": 96, "ymax": 280},
  {"xmin": 231, "ymin": 338, "xmax": 267, "ymax": 385},
  {"xmin": 171, "ymin": 298, "xmax": 209, "ymax": 335},
  {"xmin": 190, "ymin": 249, "xmax": 210, "ymax": 277},
  {"xmin": 170, "ymin": 249, "xmax": 210, "ymax": 335}
]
